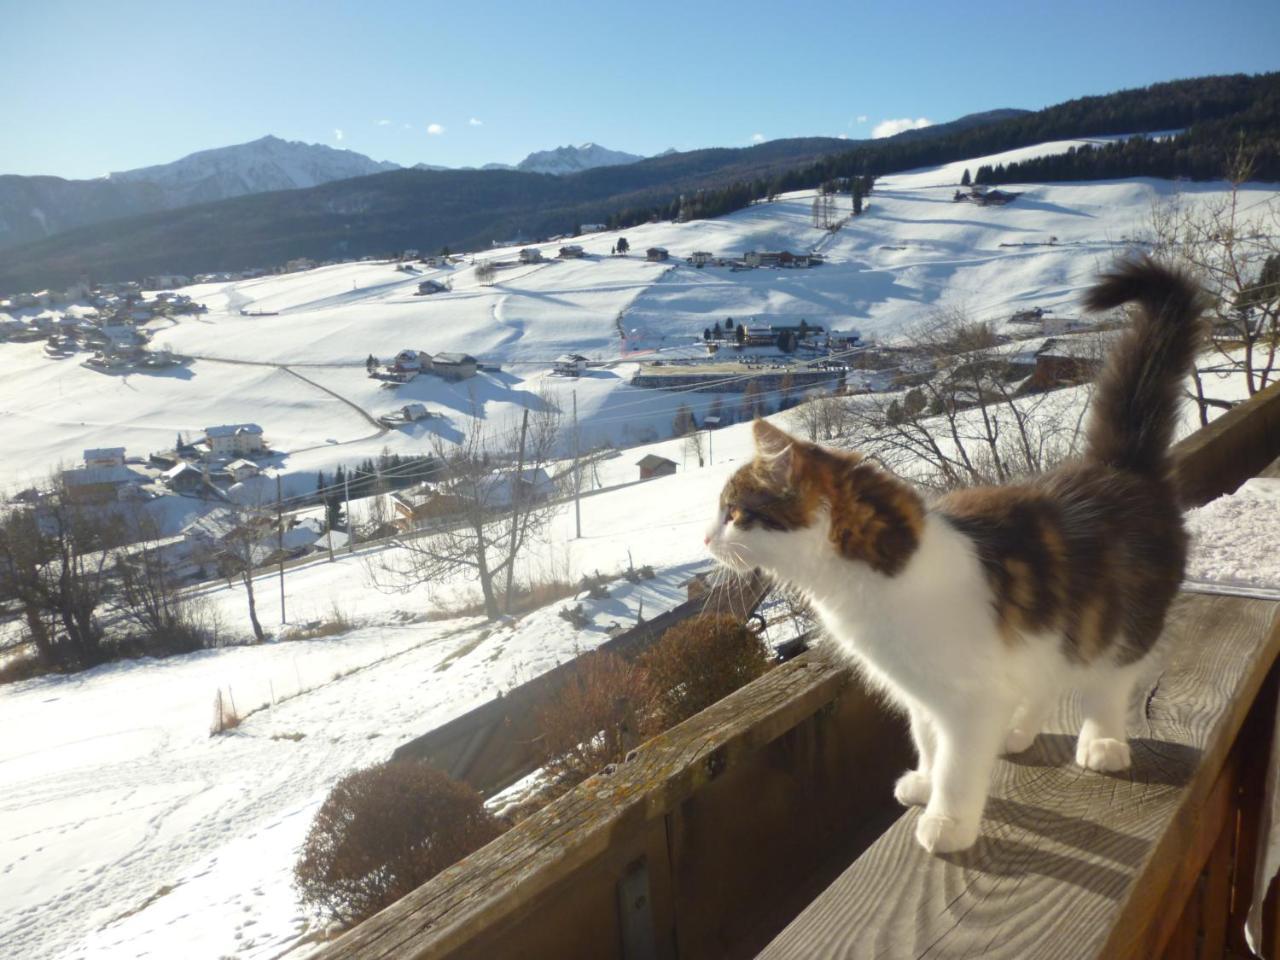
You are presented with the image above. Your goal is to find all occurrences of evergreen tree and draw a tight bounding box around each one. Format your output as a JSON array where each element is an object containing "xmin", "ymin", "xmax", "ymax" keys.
[
  {"xmin": 961, "ymin": 168, "xmax": 972, "ymax": 187},
  {"xmin": 735, "ymin": 324, "xmax": 746, "ymax": 346},
  {"xmin": 852, "ymin": 181, "xmax": 863, "ymax": 216},
  {"xmin": 703, "ymin": 327, "xmax": 711, "ymax": 341},
  {"xmin": 617, "ymin": 237, "xmax": 630, "ymax": 254},
  {"xmin": 713, "ymin": 320, "xmax": 722, "ymax": 338}
]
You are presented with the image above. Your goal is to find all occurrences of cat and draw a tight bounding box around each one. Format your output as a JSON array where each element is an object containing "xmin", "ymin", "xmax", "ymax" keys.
[{"xmin": 704, "ymin": 257, "xmax": 1208, "ymax": 854}]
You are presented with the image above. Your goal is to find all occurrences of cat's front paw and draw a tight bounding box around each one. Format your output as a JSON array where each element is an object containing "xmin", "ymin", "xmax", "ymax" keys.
[
  {"xmin": 1076, "ymin": 736, "xmax": 1131, "ymax": 772},
  {"xmin": 915, "ymin": 813, "xmax": 979, "ymax": 854},
  {"xmin": 894, "ymin": 771, "xmax": 932, "ymax": 806}
]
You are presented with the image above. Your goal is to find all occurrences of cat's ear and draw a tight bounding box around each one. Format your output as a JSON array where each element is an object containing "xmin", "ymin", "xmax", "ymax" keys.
[{"xmin": 753, "ymin": 418, "xmax": 796, "ymax": 484}]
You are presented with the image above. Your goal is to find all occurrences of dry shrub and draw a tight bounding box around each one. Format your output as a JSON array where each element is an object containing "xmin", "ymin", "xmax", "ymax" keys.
[
  {"xmin": 640, "ymin": 614, "xmax": 771, "ymax": 730},
  {"xmin": 294, "ymin": 760, "xmax": 500, "ymax": 926},
  {"xmin": 536, "ymin": 651, "xmax": 654, "ymax": 789}
]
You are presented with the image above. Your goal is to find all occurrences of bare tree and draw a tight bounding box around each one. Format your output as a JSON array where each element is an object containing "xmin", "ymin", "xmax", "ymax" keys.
[
  {"xmin": 474, "ymin": 260, "xmax": 497, "ymax": 286},
  {"xmin": 369, "ymin": 396, "xmax": 563, "ymax": 619},
  {"xmin": 0, "ymin": 480, "xmax": 123, "ymax": 669},
  {"xmin": 805, "ymin": 309, "xmax": 1097, "ymax": 489},
  {"xmin": 1149, "ymin": 148, "xmax": 1280, "ymax": 424},
  {"xmin": 683, "ymin": 430, "xmax": 705, "ymax": 468},
  {"xmin": 185, "ymin": 499, "xmax": 274, "ymax": 642}
]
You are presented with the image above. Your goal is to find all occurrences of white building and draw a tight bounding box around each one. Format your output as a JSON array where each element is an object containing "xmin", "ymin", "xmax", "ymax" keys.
[
  {"xmin": 226, "ymin": 459, "xmax": 260, "ymax": 483},
  {"xmin": 205, "ymin": 423, "xmax": 265, "ymax": 457},
  {"xmin": 519, "ymin": 248, "xmax": 544, "ymax": 264},
  {"xmin": 84, "ymin": 447, "xmax": 126, "ymax": 469}
]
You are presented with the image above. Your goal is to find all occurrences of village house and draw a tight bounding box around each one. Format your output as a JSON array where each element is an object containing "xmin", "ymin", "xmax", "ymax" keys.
[
  {"xmin": 60, "ymin": 464, "xmax": 137, "ymax": 504},
  {"xmin": 1028, "ymin": 335, "xmax": 1109, "ymax": 389},
  {"xmin": 646, "ymin": 247, "xmax": 669, "ymax": 262},
  {"xmin": 285, "ymin": 258, "xmax": 316, "ymax": 273},
  {"xmin": 558, "ymin": 244, "xmax": 586, "ymax": 259},
  {"xmin": 226, "ymin": 459, "xmax": 260, "ymax": 483},
  {"xmin": 417, "ymin": 279, "xmax": 448, "ymax": 296},
  {"xmin": 432, "ymin": 352, "xmax": 478, "ymax": 381},
  {"xmin": 689, "ymin": 251, "xmax": 714, "ymax": 266},
  {"xmin": 401, "ymin": 403, "xmax": 431, "ymax": 422},
  {"xmin": 519, "ymin": 248, "xmax": 544, "ymax": 264},
  {"xmin": 83, "ymin": 447, "xmax": 126, "ymax": 470},
  {"xmin": 553, "ymin": 354, "xmax": 588, "ymax": 377},
  {"xmin": 637, "ymin": 454, "xmax": 678, "ymax": 480},
  {"xmin": 393, "ymin": 349, "xmax": 432, "ymax": 373},
  {"xmin": 205, "ymin": 423, "xmax": 265, "ymax": 458},
  {"xmin": 164, "ymin": 462, "xmax": 207, "ymax": 495},
  {"xmin": 579, "ymin": 223, "xmax": 606, "ymax": 233}
]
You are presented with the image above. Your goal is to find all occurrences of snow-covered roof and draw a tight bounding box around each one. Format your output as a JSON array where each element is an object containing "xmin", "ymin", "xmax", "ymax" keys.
[
  {"xmin": 84, "ymin": 447, "xmax": 125, "ymax": 461},
  {"xmin": 637, "ymin": 454, "xmax": 676, "ymax": 469},
  {"xmin": 165, "ymin": 462, "xmax": 202, "ymax": 480},
  {"xmin": 433, "ymin": 352, "xmax": 476, "ymax": 365},
  {"xmin": 61, "ymin": 465, "xmax": 134, "ymax": 487},
  {"xmin": 205, "ymin": 423, "xmax": 263, "ymax": 438},
  {"xmin": 226, "ymin": 458, "xmax": 258, "ymax": 473}
]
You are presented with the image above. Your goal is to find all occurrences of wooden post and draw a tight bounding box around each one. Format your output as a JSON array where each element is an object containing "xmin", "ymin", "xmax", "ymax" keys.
[
  {"xmin": 573, "ymin": 389, "xmax": 582, "ymax": 539},
  {"xmin": 276, "ymin": 472, "xmax": 286, "ymax": 624}
]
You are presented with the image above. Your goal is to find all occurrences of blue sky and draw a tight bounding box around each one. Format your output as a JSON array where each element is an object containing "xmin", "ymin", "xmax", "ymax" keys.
[{"xmin": 5, "ymin": 0, "xmax": 1279, "ymax": 179}]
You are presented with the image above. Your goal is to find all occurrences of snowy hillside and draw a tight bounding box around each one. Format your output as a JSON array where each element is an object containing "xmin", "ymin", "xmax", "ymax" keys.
[
  {"xmin": 107, "ymin": 135, "xmax": 401, "ymax": 206},
  {"xmin": 3, "ymin": 134, "xmax": 1277, "ymax": 493}
]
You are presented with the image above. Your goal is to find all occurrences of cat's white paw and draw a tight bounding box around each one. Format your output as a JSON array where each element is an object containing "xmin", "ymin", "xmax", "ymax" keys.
[
  {"xmin": 1004, "ymin": 727, "xmax": 1036, "ymax": 754},
  {"xmin": 915, "ymin": 813, "xmax": 979, "ymax": 854},
  {"xmin": 1076, "ymin": 736, "xmax": 1131, "ymax": 772},
  {"xmin": 894, "ymin": 771, "xmax": 932, "ymax": 806}
]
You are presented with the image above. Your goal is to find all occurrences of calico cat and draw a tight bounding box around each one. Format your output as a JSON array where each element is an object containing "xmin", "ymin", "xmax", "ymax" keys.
[{"xmin": 705, "ymin": 257, "xmax": 1208, "ymax": 853}]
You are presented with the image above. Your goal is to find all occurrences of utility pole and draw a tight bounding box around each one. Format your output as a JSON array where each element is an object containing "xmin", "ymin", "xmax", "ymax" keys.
[
  {"xmin": 344, "ymin": 472, "xmax": 354, "ymax": 554},
  {"xmin": 572, "ymin": 389, "xmax": 582, "ymax": 538},
  {"xmin": 276, "ymin": 473, "xmax": 286, "ymax": 624},
  {"xmin": 704, "ymin": 415, "xmax": 720, "ymax": 465}
]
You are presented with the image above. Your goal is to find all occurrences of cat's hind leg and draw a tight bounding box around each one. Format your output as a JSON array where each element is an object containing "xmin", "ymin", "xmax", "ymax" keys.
[
  {"xmin": 895, "ymin": 704, "xmax": 937, "ymax": 807},
  {"xmin": 1004, "ymin": 698, "xmax": 1052, "ymax": 754},
  {"xmin": 1075, "ymin": 664, "xmax": 1141, "ymax": 772}
]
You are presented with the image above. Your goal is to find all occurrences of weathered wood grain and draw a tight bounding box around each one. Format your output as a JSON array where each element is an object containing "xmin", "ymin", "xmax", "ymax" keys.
[{"xmin": 757, "ymin": 593, "xmax": 1280, "ymax": 960}]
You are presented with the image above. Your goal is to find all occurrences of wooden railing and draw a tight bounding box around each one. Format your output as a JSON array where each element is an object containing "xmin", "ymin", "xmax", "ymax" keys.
[{"xmin": 317, "ymin": 381, "xmax": 1280, "ymax": 960}]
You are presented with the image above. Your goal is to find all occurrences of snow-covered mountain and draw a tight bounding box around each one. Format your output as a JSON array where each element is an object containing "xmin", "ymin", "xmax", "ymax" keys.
[
  {"xmin": 516, "ymin": 142, "xmax": 644, "ymax": 175},
  {"xmin": 108, "ymin": 135, "xmax": 400, "ymax": 206},
  {"xmin": 414, "ymin": 144, "xmax": 644, "ymax": 175}
]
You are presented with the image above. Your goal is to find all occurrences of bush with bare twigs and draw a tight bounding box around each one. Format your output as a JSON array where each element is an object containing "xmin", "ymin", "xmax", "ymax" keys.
[
  {"xmin": 294, "ymin": 761, "xmax": 501, "ymax": 926},
  {"xmin": 535, "ymin": 651, "xmax": 655, "ymax": 789},
  {"xmin": 640, "ymin": 614, "xmax": 771, "ymax": 730}
]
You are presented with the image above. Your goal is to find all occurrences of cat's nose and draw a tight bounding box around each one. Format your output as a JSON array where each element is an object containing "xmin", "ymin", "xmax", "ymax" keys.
[{"xmin": 703, "ymin": 535, "xmax": 711, "ymax": 545}]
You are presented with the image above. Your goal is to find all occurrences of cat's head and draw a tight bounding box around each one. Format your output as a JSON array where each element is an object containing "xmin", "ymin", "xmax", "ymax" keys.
[{"xmin": 705, "ymin": 420, "xmax": 924, "ymax": 580}]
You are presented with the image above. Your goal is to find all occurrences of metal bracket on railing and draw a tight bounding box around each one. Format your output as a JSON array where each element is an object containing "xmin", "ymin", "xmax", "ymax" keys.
[{"xmin": 617, "ymin": 857, "xmax": 658, "ymax": 960}]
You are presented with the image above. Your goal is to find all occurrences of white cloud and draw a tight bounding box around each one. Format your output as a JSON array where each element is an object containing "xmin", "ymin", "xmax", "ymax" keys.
[
  {"xmin": 376, "ymin": 119, "xmax": 391, "ymax": 126},
  {"xmin": 872, "ymin": 117, "xmax": 932, "ymax": 139},
  {"xmin": 751, "ymin": 132, "xmax": 765, "ymax": 143},
  {"xmin": 838, "ymin": 133, "xmax": 849, "ymax": 140},
  {"xmin": 856, "ymin": 115, "xmax": 868, "ymax": 124},
  {"xmin": 427, "ymin": 123, "xmax": 446, "ymax": 135},
  {"xmin": 333, "ymin": 128, "xmax": 345, "ymax": 141},
  {"xmin": 468, "ymin": 117, "xmax": 483, "ymax": 127}
]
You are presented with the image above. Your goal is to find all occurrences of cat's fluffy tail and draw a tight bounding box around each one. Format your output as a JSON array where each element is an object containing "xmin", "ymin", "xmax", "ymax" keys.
[{"xmin": 1082, "ymin": 256, "xmax": 1208, "ymax": 477}]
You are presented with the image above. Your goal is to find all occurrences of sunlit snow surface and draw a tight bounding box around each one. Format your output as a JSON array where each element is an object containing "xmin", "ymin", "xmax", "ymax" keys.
[{"xmin": 4, "ymin": 136, "xmax": 1280, "ymax": 959}]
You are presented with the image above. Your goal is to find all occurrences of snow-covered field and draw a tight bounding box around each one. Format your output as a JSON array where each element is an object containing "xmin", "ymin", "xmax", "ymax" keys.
[
  {"xmin": 4, "ymin": 135, "xmax": 1277, "ymax": 489},
  {"xmin": 4, "ymin": 135, "xmax": 1280, "ymax": 960}
]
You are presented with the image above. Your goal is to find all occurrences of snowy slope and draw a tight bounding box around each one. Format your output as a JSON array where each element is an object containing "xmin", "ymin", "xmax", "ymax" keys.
[{"xmin": 2, "ymin": 134, "xmax": 1277, "ymax": 487}]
